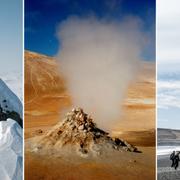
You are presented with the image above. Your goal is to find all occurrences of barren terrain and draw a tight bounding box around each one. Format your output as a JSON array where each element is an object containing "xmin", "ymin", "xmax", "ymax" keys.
[
  {"xmin": 25, "ymin": 51, "xmax": 155, "ymax": 180},
  {"xmin": 26, "ymin": 147, "xmax": 155, "ymax": 180}
]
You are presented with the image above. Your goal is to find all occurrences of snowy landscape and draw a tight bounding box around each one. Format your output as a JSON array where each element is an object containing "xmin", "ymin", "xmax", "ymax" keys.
[{"xmin": 0, "ymin": 73, "xmax": 22, "ymax": 180}]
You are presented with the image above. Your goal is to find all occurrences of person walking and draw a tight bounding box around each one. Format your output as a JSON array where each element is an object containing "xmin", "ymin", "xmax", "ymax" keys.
[
  {"xmin": 170, "ymin": 151, "xmax": 176, "ymax": 167},
  {"xmin": 174, "ymin": 152, "xmax": 180, "ymax": 170}
]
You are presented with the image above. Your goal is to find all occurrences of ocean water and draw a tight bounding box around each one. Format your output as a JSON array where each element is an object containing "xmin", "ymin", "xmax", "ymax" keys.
[{"xmin": 157, "ymin": 146, "xmax": 180, "ymax": 156}]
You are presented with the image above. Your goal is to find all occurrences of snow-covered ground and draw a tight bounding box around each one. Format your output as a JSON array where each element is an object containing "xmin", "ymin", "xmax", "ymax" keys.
[
  {"xmin": 157, "ymin": 146, "xmax": 180, "ymax": 156},
  {"xmin": 0, "ymin": 119, "xmax": 22, "ymax": 180}
]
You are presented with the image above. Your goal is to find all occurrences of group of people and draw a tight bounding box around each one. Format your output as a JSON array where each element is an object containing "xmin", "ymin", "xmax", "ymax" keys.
[{"xmin": 170, "ymin": 151, "xmax": 180, "ymax": 170}]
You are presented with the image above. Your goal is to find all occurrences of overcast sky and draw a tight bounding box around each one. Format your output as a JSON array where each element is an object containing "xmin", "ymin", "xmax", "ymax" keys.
[
  {"xmin": 157, "ymin": 0, "xmax": 180, "ymax": 129},
  {"xmin": 0, "ymin": 0, "xmax": 22, "ymax": 74},
  {"xmin": 157, "ymin": 0, "xmax": 180, "ymax": 65}
]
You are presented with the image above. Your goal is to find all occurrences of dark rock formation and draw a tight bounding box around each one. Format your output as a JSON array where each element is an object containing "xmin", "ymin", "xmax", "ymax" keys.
[{"xmin": 0, "ymin": 102, "xmax": 23, "ymax": 128}]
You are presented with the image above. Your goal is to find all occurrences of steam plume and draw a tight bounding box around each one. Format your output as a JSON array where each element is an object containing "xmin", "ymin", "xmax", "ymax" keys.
[{"xmin": 57, "ymin": 16, "xmax": 144, "ymax": 130}]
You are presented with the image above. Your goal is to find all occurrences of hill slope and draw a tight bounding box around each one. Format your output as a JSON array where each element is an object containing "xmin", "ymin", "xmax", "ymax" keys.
[{"xmin": 158, "ymin": 128, "xmax": 180, "ymax": 146}]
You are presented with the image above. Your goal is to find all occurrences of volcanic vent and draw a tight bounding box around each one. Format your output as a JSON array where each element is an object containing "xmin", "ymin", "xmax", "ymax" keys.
[{"xmin": 31, "ymin": 108, "xmax": 139, "ymax": 157}]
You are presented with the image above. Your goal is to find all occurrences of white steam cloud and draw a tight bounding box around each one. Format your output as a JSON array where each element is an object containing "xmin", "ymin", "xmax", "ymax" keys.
[{"xmin": 57, "ymin": 16, "xmax": 144, "ymax": 130}]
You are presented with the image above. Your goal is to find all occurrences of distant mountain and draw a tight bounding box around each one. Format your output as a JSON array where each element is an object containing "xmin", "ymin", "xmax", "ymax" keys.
[{"xmin": 158, "ymin": 128, "xmax": 180, "ymax": 146}]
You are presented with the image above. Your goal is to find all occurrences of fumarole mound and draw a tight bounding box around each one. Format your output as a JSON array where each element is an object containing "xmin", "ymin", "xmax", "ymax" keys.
[{"xmin": 31, "ymin": 108, "xmax": 139, "ymax": 157}]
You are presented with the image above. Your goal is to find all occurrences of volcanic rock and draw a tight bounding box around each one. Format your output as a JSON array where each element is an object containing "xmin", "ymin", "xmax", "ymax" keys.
[{"xmin": 31, "ymin": 108, "xmax": 138, "ymax": 157}]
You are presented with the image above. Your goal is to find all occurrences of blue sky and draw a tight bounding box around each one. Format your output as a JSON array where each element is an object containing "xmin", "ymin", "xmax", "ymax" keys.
[
  {"xmin": 0, "ymin": 0, "xmax": 22, "ymax": 73},
  {"xmin": 25, "ymin": 0, "xmax": 155, "ymax": 60},
  {"xmin": 157, "ymin": 0, "xmax": 180, "ymax": 129}
]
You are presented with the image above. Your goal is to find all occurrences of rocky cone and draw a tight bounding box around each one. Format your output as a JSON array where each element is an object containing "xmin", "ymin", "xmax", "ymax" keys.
[{"xmin": 32, "ymin": 108, "xmax": 139, "ymax": 157}]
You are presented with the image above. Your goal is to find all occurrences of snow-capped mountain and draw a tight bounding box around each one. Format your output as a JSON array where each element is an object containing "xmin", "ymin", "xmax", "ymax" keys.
[
  {"xmin": 0, "ymin": 78, "xmax": 22, "ymax": 118},
  {"xmin": 0, "ymin": 72, "xmax": 22, "ymax": 102},
  {"xmin": 0, "ymin": 78, "xmax": 22, "ymax": 180}
]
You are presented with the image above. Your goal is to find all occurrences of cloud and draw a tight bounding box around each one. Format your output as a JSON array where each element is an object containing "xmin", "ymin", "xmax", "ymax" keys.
[
  {"xmin": 158, "ymin": 118, "xmax": 169, "ymax": 123},
  {"xmin": 158, "ymin": 80, "xmax": 180, "ymax": 109},
  {"xmin": 158, "ymin": 81, "xmax": 180, "ymax": 89},
  {"xmin": 157, "ymin": 0, "xmax": 180, "ymax": 64},
  {"xmin": 157, "ymin": 0, "xmax": 180, "ymax": 110}
]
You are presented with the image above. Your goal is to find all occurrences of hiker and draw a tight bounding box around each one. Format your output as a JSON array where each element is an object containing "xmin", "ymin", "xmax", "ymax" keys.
[
  {"xmin": 174, "ymin": 152, "xmax": 180, "ymax": 170},
  {"xmin": 170, "ymin": 151, "xmax": 176, "ymax": 167},
  {"xmin": 0, "ymin": 105, "xmax": 2, "ymax": 113}
]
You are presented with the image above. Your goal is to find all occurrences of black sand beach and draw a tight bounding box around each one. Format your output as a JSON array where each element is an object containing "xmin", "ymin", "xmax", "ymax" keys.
[
  {"xmin": 158, "ymin": 154, "xmax": 180, "ymax": 180},
  {"xmin": 158, "ymin": 128, "xmax": 180, "ymax": 179}
]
